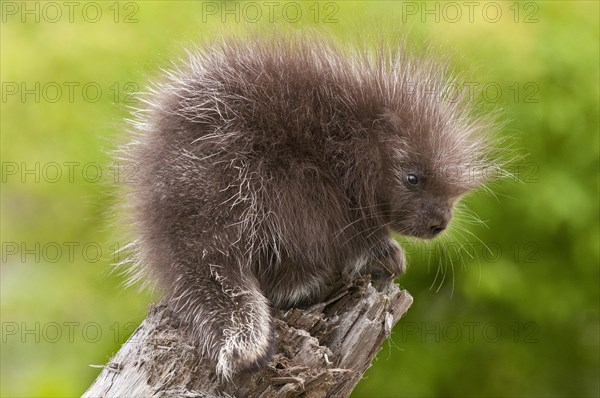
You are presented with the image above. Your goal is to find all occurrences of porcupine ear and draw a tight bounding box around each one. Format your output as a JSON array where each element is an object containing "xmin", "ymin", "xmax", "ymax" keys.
[
  {"xmin": 378, "ymin": 107, "xmax": 410, "ymax": 146},
  {"xmin": 371, "ymin": 108, "xmax": 410, "ymax": 184},
  {"xmin": 381, "ymin": 107, "xmax": 400, "ymax": 129}
]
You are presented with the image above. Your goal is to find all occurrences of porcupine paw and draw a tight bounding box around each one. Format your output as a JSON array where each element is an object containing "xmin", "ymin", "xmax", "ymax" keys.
[
  {"xmin": 215, "ymin": 310, "xmax": 275, "ymax": 380},
  {"xmin": 369, "ymin": 238, "xmax": 406, "ymax": 280}
]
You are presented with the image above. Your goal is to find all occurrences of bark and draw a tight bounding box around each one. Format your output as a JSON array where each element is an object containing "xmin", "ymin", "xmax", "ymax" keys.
[{"xmin": 83, "ymin": 277, "xmax": 413, "ymax": 398}]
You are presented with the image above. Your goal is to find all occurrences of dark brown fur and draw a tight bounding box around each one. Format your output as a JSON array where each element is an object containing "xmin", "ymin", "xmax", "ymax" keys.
[{"xmin": 119, "ymin": 32, "xmax": 494, "ymax": 379}]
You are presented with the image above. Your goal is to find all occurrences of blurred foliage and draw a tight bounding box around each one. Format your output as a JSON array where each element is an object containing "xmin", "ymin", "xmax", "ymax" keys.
[{"xmin": 1, "ymin": 1, "xmax": 598, "ymax": 397}]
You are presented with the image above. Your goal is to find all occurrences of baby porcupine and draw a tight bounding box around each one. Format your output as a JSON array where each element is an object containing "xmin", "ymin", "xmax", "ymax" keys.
[{"xmin": 119, "ymin": 32, "xmax": 495, "ymax": 379}]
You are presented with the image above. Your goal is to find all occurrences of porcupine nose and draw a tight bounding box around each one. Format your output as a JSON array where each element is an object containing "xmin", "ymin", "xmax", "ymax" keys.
[
  {"xmin": 428, "ymin": 209, "xmax": 451, "ymax": 236},
  {"xmin": 429, "ymin": 221, "xmax": 447, "ymax": 236}
]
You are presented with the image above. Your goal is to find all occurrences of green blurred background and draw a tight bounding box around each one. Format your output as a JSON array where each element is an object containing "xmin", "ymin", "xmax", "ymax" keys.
[{"xmin": 1, "ymin": 1, "xmax": 598, "ymax": 397}]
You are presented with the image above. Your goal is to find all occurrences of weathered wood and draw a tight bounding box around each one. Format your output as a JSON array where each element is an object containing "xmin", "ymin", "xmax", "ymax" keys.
[{"xmin": 83, "ymin": 277, "xmax": 412, "ymax": 398}]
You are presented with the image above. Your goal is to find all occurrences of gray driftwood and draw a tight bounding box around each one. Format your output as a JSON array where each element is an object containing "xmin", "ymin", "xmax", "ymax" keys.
[{"xmin": 83, "ymin": 277, "xmax": 412, "ymax": 398}]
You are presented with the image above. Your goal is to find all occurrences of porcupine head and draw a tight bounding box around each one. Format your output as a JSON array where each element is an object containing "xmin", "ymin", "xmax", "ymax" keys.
[{"xmin": 118, "ymin": 31, "xmax": 499, "ymax": 380}]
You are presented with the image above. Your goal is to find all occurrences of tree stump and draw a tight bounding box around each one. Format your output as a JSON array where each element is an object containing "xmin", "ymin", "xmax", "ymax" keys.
[{"xmin": 83, "ymin": 277, "xmax": 412, "ymax": 398}]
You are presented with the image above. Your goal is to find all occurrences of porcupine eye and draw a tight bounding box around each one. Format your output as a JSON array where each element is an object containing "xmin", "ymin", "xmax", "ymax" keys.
[{"xmin": 406, "ymin": 174, "xmax": 419, "ymax": 186}]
